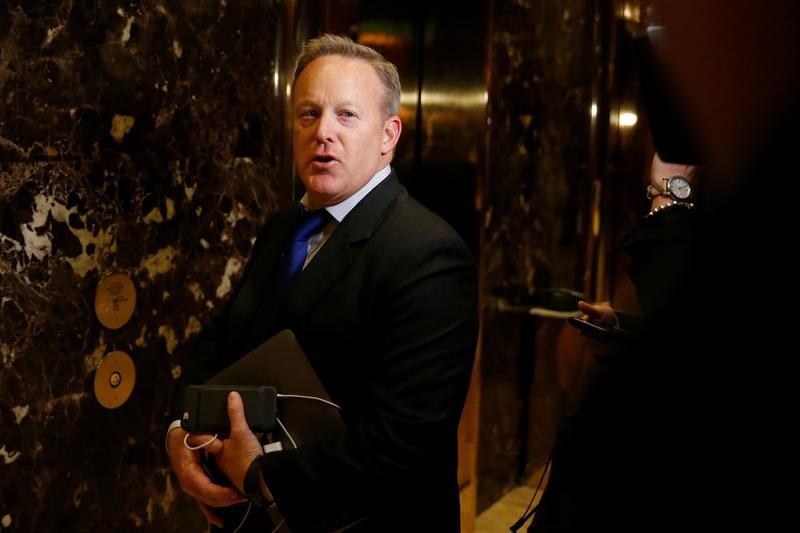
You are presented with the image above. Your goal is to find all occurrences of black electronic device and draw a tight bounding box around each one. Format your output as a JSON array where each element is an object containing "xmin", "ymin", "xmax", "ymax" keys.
[
  {"xmin": 181, "ymin": 384, "xmax": 277, "ymax": 435},
  {"xmin": 568, "ymin": 316, "xmax": 633, "ymax": 342}
]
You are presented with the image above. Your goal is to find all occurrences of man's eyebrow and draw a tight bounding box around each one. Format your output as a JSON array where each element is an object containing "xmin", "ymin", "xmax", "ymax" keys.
[{"xmin": 294, "ymin": 97, "xmax": 361, "ymax": 106}]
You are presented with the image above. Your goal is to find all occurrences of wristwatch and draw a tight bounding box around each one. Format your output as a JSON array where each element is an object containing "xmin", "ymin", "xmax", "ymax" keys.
[{"xmin": 646, "ymin": 174, "xmax": 692, "ymax": 201}]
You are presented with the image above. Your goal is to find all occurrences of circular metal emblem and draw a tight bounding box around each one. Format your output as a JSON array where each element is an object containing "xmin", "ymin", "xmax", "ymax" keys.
[
  {"xmin": 94, "ymin": 272, "xmax": 136, "ymax": 330},
  {"xmin": 93, "ymin": 350, "xmax": 136, "ymax": 409}
]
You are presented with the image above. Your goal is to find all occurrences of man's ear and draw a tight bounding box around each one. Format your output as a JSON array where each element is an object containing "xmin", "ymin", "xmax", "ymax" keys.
[{"xmin": 380, "ymin": 116, "xmax": 402, "ymax": 155}]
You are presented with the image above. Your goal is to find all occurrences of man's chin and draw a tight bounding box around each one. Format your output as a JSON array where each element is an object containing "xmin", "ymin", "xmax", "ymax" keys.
[
  {"xmin": 303, "ymin": 171, "xmax": 336, "ymax": 184},
  {"xmin": 304, "ymin": 172, "xmax": 341, "ymax": 188},
  {"xmin": 304, "ymin": 182, "xmax": 342, "ymax": 208}
]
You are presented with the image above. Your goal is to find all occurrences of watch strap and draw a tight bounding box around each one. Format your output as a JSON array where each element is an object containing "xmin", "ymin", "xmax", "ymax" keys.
[
  {"xmin": 646, "ymin": 182, "xmax": 665, "ymax": 200},
  {"xmin": 647, "ymin": 175, "xmax": 690, "ymax": 201}
]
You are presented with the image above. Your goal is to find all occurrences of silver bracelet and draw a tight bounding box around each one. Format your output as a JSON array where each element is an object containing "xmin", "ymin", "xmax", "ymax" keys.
[{"xmin": 646, "ymin": 201, "xmax": 694, "ymax": 218}]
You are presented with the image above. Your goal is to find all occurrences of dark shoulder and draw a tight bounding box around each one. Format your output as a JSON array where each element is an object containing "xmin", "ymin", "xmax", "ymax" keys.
[
  {"xmin": 380, "ymin": 188, "xmax": 469, "ymax": 250},
  {"xmin": 249, "ymin": 207, "xmax": 297, "ymax": 255}
]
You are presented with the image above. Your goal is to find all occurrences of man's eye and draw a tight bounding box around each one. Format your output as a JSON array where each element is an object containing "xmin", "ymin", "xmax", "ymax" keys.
[
  {"xmin": 340, "ymin": 111, "xmax": 356, "ymax": 118},
  {"xmin": 300, "ymin": 110, "xmax": 318, "ymax": 118}
]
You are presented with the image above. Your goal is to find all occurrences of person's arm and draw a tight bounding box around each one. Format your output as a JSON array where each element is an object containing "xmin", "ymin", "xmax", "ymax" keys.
[
  {"xmin": 620, "ymin": 153, "xmax": 700, "ymax": 319},
  {"xmin": 647, "ymin": 153, "xmax": 697, "ymax": 213}
]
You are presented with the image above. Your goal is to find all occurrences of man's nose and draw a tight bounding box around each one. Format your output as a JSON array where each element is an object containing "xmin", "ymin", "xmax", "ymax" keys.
[{"xmin": 314, "ymin": 112, "xmax": 336, "ymax": 144}]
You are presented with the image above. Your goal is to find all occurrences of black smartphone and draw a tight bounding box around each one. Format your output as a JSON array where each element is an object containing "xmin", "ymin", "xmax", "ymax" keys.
[
  {"xmin": 568, "ymin": 316, "xmax": 632, "ymax": 342},
  {"xmin": 181, "ymin": 385, "xmax": 277, "ymax": 434}
]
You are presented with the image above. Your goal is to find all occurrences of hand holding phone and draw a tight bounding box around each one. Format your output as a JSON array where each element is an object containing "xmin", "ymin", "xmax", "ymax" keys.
[
  {"xmin": 181, "ymin": 385, "xmax": 277, "ymax": 435},
  {"xmin": 568, "ymin": 316, "xmax": 632, "ymax": 342}
]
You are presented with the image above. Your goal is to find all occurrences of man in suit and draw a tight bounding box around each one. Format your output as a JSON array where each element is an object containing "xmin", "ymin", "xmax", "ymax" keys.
[{"xmin": 166, "ymin": 34, "xmax": 477, "ymax": 532}]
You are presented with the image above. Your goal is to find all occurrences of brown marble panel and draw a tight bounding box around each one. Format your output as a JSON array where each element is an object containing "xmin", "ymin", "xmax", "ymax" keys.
[
  {"xmin": 478, "ymin": 0, "xmax": 594, "ymax": 512},
  {"xmin": 0, "ymin": 1, "xmax": 283, "ymax": 530}
]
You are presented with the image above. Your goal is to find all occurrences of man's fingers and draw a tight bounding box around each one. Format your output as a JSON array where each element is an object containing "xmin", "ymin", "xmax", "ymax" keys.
[
  {"xmin": 227, "ymin": 391, "xmax": 249, "ymax": 434},
  {"xmin": 577, "ymin": 301, "xmax": 616, "ymax": 326},
  {"xmin": 181, "ymin": 461, "xmax": 246, "ymax": 507},
  {"xmin": 577, "ymin": 301, "xmax": 600, "ymax": 321}
]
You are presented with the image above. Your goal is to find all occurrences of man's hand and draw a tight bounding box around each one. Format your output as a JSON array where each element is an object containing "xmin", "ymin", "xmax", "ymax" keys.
[
  {"xmin": 577, "ymin": 300, "xmax": 618, "ymax": 328},
  {"xmin": 206, "ymin": 391, "xmax": 265, "ymax": 493},
  {"xmin": 575, "ymin": 301, "xmax": 627, "ymax": 358},
  {"xmin": 167, "ymin": 427, "xmax": 247, "ymax": 527}
]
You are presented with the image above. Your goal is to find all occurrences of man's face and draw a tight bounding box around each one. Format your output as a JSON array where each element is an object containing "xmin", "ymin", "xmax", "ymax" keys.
[{"xmin": 292, "ymin": 55, "xmax": 401, "ymax": 208}]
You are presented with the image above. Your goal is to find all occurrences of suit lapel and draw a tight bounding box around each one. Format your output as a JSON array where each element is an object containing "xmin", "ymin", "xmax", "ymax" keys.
[{"xmin": 281, "ymin": 172, "xmax": 403, "ymax": 321}]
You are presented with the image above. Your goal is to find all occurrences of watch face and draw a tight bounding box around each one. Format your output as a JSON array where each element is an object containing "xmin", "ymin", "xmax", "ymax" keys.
[{"xmin": 667, "ymin": 176, "xmax": 691, "ymax": 200}]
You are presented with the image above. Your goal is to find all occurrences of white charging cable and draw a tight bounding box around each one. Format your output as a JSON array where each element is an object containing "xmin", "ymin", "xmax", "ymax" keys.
[
  {"xmin": 274, "ymin": 394, "xmax": 341, "ymax": 450},
  {"xmin": 183, "ymin": 432, "xmax": 219, "ymax": 451},
  {"xmin": 276, "ymin": 393, "xmax": 341, "ymax": 410}
]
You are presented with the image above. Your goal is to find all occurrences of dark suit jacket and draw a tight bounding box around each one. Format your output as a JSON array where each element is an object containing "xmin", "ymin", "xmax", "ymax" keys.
[{"xmin": 183, "ymin": 172, "xmax": 477, "ymax": 532}]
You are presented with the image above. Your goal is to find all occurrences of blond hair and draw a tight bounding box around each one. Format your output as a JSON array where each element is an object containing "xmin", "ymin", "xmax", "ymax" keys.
[{"xmin": 293, "ymin": 34, "xmax": 401, "ymax": 118}]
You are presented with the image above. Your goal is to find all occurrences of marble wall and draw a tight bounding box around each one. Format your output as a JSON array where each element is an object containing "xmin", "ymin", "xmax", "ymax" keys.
[
  {"xmin": 0, "ymin": 0, "xmax": 603, "ymax": 527},
  {"xmin": 0, "ymin": 1, "xmax": 283, "ymax": 530},
  {"xmin": 478, "ymin": 0, "xmax": 594, "ymax": 511}
]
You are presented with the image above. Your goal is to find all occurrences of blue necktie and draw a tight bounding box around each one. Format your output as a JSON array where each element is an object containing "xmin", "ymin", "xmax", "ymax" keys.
[{"xmin": 278, "ymin": 209, "xmax": 330, "ymax": 282}]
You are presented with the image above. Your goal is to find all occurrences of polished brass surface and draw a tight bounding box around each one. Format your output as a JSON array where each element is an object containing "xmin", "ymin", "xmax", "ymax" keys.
[
  {"xmin": 94, "ymin": 272, "xmax": 136, "ymax": 330},
  {"xmin": 403, "ymin": 2, "xmax": 486, "ymax": 253},
  {"xmin": 94, "ymin": 351, "xmax": 136, "ymax": 409}
]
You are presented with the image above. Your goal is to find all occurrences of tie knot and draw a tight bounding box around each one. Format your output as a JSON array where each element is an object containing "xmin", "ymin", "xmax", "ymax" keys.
[{"xmin": 292, "ymin": 209, "xmax": 330, "ymax": 242}]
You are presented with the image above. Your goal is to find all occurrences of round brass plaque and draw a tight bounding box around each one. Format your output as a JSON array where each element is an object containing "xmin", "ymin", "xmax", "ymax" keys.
[
  {"xmin": 94, "ymin": 350, "xmax": 136, "ymax": 409},
  {"xmin": 95, "ymin": 272, "xmax": 136, "ymax": 330}
]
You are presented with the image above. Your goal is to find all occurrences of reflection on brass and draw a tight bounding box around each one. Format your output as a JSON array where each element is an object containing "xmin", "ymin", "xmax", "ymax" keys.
[
  {"xmin": 95, "ymin": 272, "xmax": 136, "ymax": 330},
  {"xmin": 94, "ymin": 350, "xmax": 136, "ymax": 409}
]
